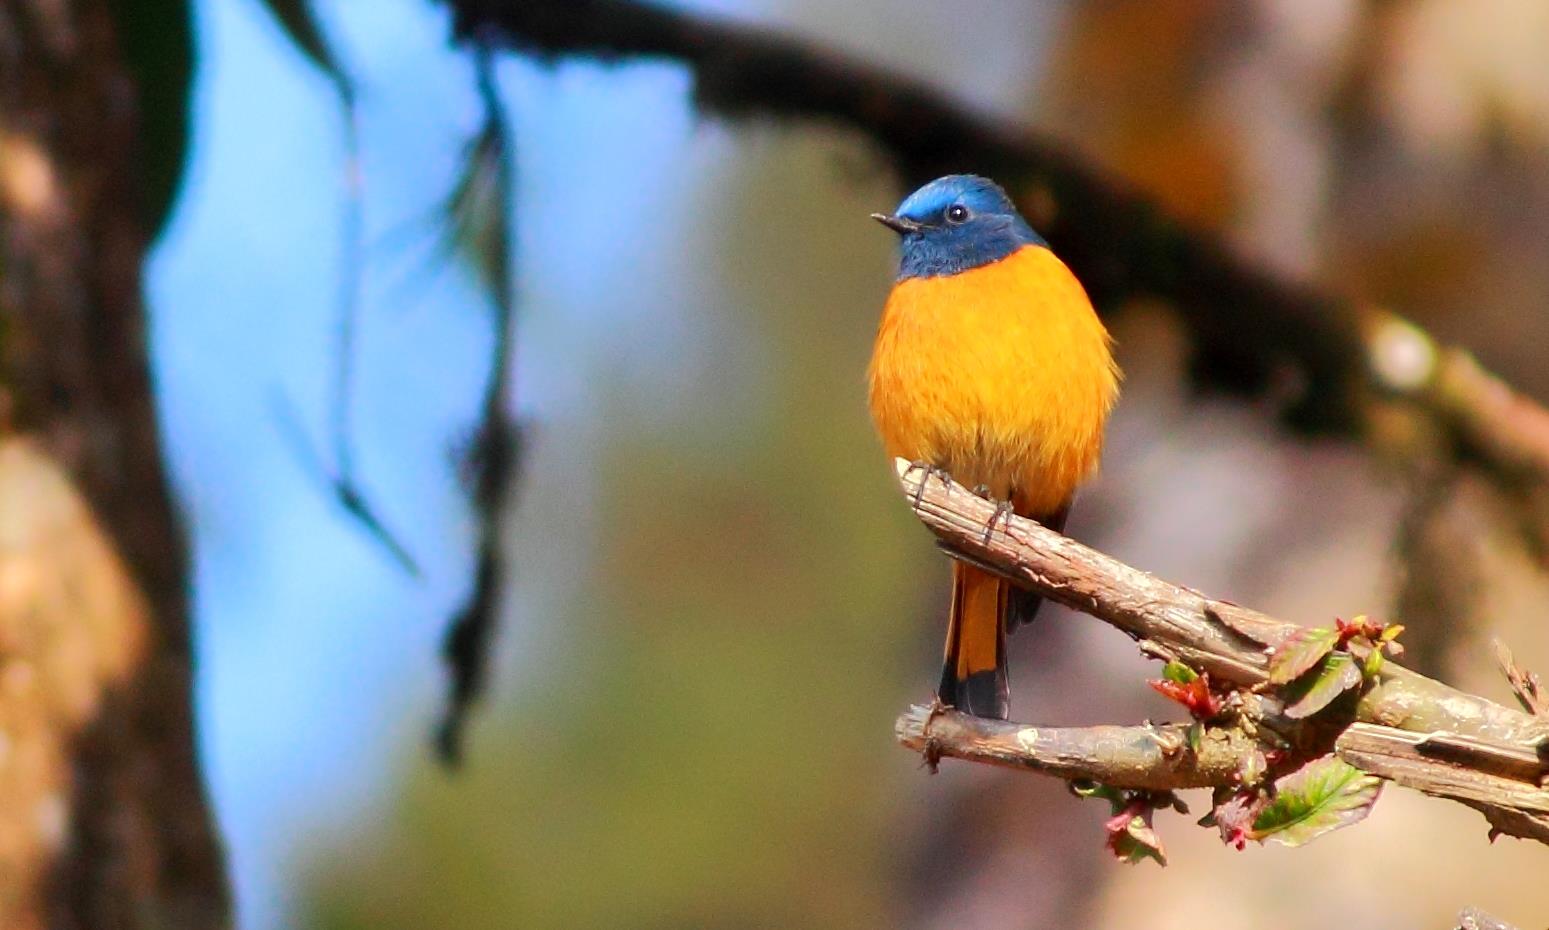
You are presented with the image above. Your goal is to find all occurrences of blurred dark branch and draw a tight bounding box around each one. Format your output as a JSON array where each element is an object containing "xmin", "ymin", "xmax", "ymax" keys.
[
  {"xmin": 894, "ymin": 460, "xmax": 1549, "ymax": 845},
  {"xmin": 436, "ymin": 45, "xmax": 522, "ymax": 765},
  {"xmin": 1390, "ymin": 446, "xmax": 1472, "ymax": 676},
  {"xmin": 1428, "ymin": 345, "xmax": 1549, "ymax": 483},
  {"xmin": 445, "ymin": 0, "xmax": 1549, "ymax": 497},
  {"xmin": 255, "ymin": 0, "xmax": 354, "ymax": 101}
]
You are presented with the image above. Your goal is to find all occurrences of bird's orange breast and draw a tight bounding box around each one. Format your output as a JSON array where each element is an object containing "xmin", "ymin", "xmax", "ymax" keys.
[{"xmin": 867, "ymin": 244, "xmax": 1119, "ymax": 516}]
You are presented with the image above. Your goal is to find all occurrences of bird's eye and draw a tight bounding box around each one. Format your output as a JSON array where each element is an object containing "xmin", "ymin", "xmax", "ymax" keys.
[{"xmin": 945, "ymin": 204, "xmax": 970, "ymax": 224}]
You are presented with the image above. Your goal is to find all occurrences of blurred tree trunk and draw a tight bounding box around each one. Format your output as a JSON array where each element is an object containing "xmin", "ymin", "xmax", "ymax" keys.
[{"xmin": 0, "ymin": 1, "xmax": 229, "ymax": 928}]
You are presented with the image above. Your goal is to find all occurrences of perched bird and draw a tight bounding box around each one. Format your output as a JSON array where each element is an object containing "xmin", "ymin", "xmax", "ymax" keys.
[{"xmin": 868, "ymin": 174, "xmax": 1119, "ymax": 719}]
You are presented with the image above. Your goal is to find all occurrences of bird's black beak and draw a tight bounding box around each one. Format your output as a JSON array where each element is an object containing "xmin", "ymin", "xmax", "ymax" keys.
[{"xmin": 871, "ymin": 212, "xmax": 923, "ymax": 235}]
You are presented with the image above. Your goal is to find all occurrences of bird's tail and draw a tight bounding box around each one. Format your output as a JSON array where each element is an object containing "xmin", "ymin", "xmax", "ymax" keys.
[
  {"xmin": 1005, "ymin": 502, "xmax": 1068, "ymax": 633},
  {"xmin": 939, "ymin": 561, "xmax": 1010, "ymax": 719}
]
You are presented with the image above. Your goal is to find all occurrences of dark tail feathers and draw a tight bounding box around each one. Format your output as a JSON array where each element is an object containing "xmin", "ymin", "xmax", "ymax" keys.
[{"xmin": 940, "ymin": 561, "xmax": 1010, "ymax": 719}]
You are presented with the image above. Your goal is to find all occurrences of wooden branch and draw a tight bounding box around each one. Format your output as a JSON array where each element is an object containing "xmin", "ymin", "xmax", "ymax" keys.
[
  {"xmin": 1336, "ymin": 724, "xmax": 1549, "ymax": 843},
  {"xmin": 898, "ymin": 460, "xmax": 1548, "ymax": 746},
  {"xmin": 896, "ymin": 706, "xmax": 1256, "ymax": 791},
  {"xmin": 893, "ymin": 459, "xmax": 1549, "ymax": 845},
  {"xmin": 446, "ymin": 0, "xmax": 1549, "ymax": 495}
]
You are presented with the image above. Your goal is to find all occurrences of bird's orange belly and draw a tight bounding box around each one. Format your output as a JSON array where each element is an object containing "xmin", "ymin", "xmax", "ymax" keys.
[{"xmin": 867, "ymin": 245, "xmax": 1118, "ymax": 516}]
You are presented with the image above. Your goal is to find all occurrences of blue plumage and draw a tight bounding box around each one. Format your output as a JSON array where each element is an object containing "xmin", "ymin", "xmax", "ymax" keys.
[{"xmin": 880, "ymin": 175, "xmax": 1045, "ymax": 280}]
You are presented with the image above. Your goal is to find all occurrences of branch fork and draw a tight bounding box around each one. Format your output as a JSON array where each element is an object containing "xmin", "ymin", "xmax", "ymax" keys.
[{"xmin": 890, "ymin": 458, "xmax": 1549, "ymax": 852}]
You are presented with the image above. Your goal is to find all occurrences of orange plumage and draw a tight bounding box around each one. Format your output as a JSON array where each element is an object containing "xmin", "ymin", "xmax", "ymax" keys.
[
  {"xmin": 869, "ymin": 244, "xmax": 1117, "ymax": 516},
  {"xmin": 869, "ymin": 192, "xmax": 1119, "ymax": 719}
]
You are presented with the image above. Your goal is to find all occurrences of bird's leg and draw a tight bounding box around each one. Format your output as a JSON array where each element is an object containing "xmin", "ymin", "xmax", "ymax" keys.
[
  {"xmin": 905, "ymin": 460, "xmax": 952, "ymax": 510},
  {"xmin": 920, "ymin": 693, "xmax": 951, "ymax": 773}
]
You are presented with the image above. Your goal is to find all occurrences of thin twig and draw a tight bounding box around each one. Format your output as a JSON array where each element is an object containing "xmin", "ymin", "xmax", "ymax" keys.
[
  {"xmin": 327, "ymin": 101, "xmax": 424, "ymax": 575},
  {"xmin": 330, "ymin": 103, "xmax": 365, "ymax": 490},
  {"xmin": 1494, "ymin": 640, "xmax": 1548, "ymax": 718},
  {"xmin": 896, "ymin": 707, "xmax": 1257, "ymax": 790},
  {"xmin": 265, "ymin": 38, "xmax": 421, "ymax": 576}
]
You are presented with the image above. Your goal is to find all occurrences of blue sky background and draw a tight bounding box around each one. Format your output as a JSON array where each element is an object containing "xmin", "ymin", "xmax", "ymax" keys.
[{"xmin": 147, "ymin": 1, "xmax": 1058, "ymax": 926}]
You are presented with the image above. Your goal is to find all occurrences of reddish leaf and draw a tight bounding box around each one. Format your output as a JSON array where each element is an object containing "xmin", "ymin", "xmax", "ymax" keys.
[
  {"xmin": 1077, "ymin": 784, "xmax": 1169, "ymax": 867},
  {"xmin": 1268, "ymin": 627, "xmax": 1338, "ymax": 685},
  {"xmin": 1148, "ymin": 672, "xmax": 1223, "ymax": 720},
  {"xmin": 1105, "ymin": 801, "xmax": 1167, "ymax": 866},
  {"xmin": 1336, "ymin": 615, "xmax": 1401, "ymax": 647},
  {"xmin": 1211, "ymin": 790, "xmax": 1265, "ymax": 851}
]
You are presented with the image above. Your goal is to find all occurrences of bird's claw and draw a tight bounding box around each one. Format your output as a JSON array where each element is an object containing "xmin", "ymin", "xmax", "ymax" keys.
[
  {"xmin": 906, "ymin": 460, "xmax": 952, "ymax": 510},
  {"xmin": 921, "ymin": 694, "xmax": 952, "ymax": 772},
  {"xmin": 982, "ymin": 498, "xmax": 1015, "ymax": 544}
]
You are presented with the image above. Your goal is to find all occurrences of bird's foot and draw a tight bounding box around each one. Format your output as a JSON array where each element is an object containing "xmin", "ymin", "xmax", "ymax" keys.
[
  {"xmin": 904, "ymin": 460, "xmax": 953, "ymax": 510},
  {"xmin": 921, "ymin": 694, "xmax": 952, "ymax": 773},
  {"xmin": 965, "ymin": 484, "xmax": 1014, "ymax": 543},
  {"xmin": 982, "ymin": 497, "xmax": 1016, "ymax": 545}
]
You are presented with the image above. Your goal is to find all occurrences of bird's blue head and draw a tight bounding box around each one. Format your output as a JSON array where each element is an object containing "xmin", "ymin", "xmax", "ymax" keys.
[{"xmin": 873, "ymin": 174, "xmax": 1045, "ymax": 280}]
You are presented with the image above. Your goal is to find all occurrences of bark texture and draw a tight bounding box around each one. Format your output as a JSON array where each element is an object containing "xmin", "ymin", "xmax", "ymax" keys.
[{"xmin": 0, "ymin": 1, "xmax": 229, "ymax": 927}]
